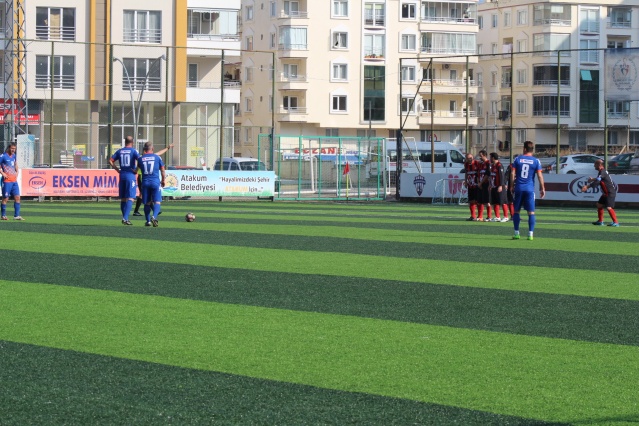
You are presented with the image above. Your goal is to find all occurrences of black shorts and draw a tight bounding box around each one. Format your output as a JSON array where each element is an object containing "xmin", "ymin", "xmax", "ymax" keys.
[
  {"xmin": 598, "ymin": 195, "xmax": 616, "ymax": 209},
  {"xmin": 491, "ymin": 187, "xmax": 507, "ymax": 205},
  {"xmin": 467, "ymin": 186, "xmax": 479, "ymax": 203},
  {"xmin": 478, "ymin": 185, "xmax": 491, "ymax": 204},
  {"xmin": 507, "ymin": 187, "xmax": 513, "ymax": 204}
]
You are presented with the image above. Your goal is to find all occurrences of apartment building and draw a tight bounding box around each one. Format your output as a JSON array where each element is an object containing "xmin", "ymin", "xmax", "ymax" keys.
[
  {"xmin": 476, "ymin": 0, "xmax": 639, "ymax": 153},
  {"xmin": 3, "ymin": 0, "xmax": 240, "ymax": 168},
  {"xmin": 237, "ymin": 0, "xmax": 479, "ymax": 156}
]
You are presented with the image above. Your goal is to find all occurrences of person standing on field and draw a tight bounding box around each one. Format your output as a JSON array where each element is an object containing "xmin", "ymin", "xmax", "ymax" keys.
[
  {"xmin": 137, "ymin": 141, "xmax": 166, "ymax": 227},
  {"xmin": 463, "ymin": 153, "xmax": 479, "ymax": 221},
  {"xmin": 510, "ymin": 141, "xmax": 545, "ymax": 240},
  {"xmin": 581, "ymin": 159, "xmax": 619, "ymax": 227},
  {"xmin": 0, "ymin": 143, "xmax": 23, "ymax": 220},
  {"xmin": 477, "ymin": 150, "xmax": 492, "ymax": 221},
  {"xmin": 132, "ymin": 143, "xmax": 173, "ymax": 217},
  {"xmin": 489, "ymin": 152, "xmax": 509, "ymax": 222},
  {"xmin": 109, "ymin": 136, "xmax": 140, "ymax": 225}
]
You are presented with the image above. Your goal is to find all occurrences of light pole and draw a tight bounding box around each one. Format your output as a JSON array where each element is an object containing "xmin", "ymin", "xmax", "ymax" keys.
[{"xmin": 112, "ymin": 55, "xmax": 166, "ymax": 144}]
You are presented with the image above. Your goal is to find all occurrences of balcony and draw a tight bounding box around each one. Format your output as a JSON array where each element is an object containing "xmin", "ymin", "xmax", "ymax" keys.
[
  {"xmin": 278, "ymin": 73, "xmax": 308, "ymax": 90},
  {"xmin": 279, "ymin": 10, "xmax": 308, "ymax": 19},
  {"xmin": 185, "ymin": 81, "xmax": 240, "ymax": 104},
  {"xmin": 278, "ymin": 43, "xmax": 308, "ymax": 58},
  {"xmin": 36, "ymin": 25, "xmax": 76, "ymax": 41},
  {"xmin": 418, "ymin": 78, "xmax": 478, "ymax": 94},
  {"xmin": 277, "ymin": 106, "xmax": 308, "ymax": 122},
  {"xmin": 418, "ymin": 109, "xmax": 478, "ymax": 126}
]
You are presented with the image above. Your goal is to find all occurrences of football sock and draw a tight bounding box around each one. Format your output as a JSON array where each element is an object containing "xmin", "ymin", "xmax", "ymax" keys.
[
  {"xmin": 478, "ymin": 204, "xmax": 484, "ymax": 219},
  {"xmin": 471, "ymin": 204, "xmax": 477, "ymax": 218},
  {"xmin": 493, "ymin": 205, "xmax": 500, "ymax": 219},
  {"xmin": 1, "ymin": 204, "xmax": 5, "ymax": 216},
  {"xmin": 502, "ymin": 205, "xmax": 509, "ymax": 218},
  {"xmin": 14, "ymin": 202, "xmax": 20, "ymax": 217},
  {"xmin": 598, "ymin": 208, "xmax": 604, "ymax": 222},
  {"xmin": 509, "ymin": 204, "xmax": 514, "ymax": 216},
  {"xmin": 144, "ymin": 205, "xmax": 151, "ymax": 222},
  {"xmin": 123, "ymin": 200, "xmax": 133, "ymax": 220},
  {"xmin": 513, "ymin": 213, "xmax": 521, "ymax": 231},
  {"xmin": 608, "ymin": 208, "xmax": 618, "ymax": 223},
  {"xmin": 120, "ymin": 201, "xmax": 126, "ymax": 216},
  {"xmin": 134, "ymin": 197, "xmax": 142, "ymax": 213},
  {"xmin": 528, "ymin": 214, "xmax": 536, "ymax": 232},
  {"xmin": 153, "ymin": 203, "xmax": 161, "ymax": 218},
  {"xmin": 486, "ymin": 205, "xmax": 492, "ymax": 219}
]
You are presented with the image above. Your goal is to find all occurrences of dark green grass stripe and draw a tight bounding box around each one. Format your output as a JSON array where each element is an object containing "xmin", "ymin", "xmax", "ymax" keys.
[
  {"xmin": 0, "ymin": 341, "xmax": 562, "ymax": 426},
  {"xmin": 3, "ymin": 250, "xmax": 637, "ymax": 346},
  {"xmin": 5, "ymin": 221, "xmax": 638, "ymax": 274}
]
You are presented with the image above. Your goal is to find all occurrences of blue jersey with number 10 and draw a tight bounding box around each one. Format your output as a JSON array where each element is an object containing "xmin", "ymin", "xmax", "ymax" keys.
[
  {"xmin": 111, "ymin": 147, "xmax": 140, "ymax": 177},
  {"xmin": 512, "ymin": 155, "xmax": 542, "ymax": 192},
  {"xmin": 138, "ymin": 153, "xmax": 164, "ymax": 187}
]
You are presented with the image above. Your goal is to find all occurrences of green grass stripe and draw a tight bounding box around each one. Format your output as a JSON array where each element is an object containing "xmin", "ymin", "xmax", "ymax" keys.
[
  {"xmin": 2, "ymin": 230, "xmax": 638, "ymax": 300},
  {"xmin": 0, "ymin": 282, "xmax": 636, "ymax": 424},
  {"xmin": 0, "ymin": 341, "xmax": 563, "ymax": 426},
  {"xmin": 3, "ymin": 251, "xmax": 637, "ymax": 346}
]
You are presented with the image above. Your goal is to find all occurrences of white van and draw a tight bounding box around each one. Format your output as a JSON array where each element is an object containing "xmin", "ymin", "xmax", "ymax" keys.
[{"xmin": 371, "ymin": 141, "xmax": 465, "ymax": 180}]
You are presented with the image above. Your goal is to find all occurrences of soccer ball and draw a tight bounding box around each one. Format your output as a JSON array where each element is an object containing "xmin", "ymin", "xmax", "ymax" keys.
[{"xmin": 185, "ymin": 212, "xmax": 196, "ymax": 222}]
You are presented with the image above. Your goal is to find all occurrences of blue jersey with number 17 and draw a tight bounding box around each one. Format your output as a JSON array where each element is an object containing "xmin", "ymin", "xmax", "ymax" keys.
[
  {"xmin": 512, "ymin": 155, "xmax": 542, "ymax": 192},
  {"xmin": 138, "ymin": 153, "xmax": 164, "ymax": 187}
]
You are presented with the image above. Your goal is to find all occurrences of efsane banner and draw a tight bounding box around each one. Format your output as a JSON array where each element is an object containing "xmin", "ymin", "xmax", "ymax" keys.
[{"xmin": 604, "ymin": 48, "xmax": 639, "ymax": 101}]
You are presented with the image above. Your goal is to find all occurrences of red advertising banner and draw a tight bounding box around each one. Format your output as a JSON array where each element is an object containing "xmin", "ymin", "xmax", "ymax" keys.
[
  {"xmin": 21, "ymin": 169, "xmax": 119, "ymax": 197},
  {"xmin": 0, "ymin": 98, "xmax": 40, "ymax": 125}
]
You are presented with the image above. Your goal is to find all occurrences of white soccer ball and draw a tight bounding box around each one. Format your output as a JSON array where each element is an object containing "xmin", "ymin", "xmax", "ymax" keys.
[{"xmin": 185, "ymin": 212, "xmax": 196, "ymax": 222}]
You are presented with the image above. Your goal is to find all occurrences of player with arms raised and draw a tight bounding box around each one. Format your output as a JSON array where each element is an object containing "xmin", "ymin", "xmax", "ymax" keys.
[
  {"xmin": 510, "ymin": 141, "xmax": 545, "ymax": 240},
  {"xmin": 137, "ymin": 141, "xmax": 165, "ymax": 227},
  {"xmin": 109, "ymin": 136, "xmax": 140, "ymax": 225},
  {"xmin": 0, "ymin": 143, "xmax": 23, "ymax": 220}
]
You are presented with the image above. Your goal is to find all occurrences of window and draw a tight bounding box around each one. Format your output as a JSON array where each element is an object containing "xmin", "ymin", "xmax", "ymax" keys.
[
  {"xmin": 326, "ymin": 128, "xmax": 339, "ymax": 137},
  {"xmin": 491, "ymin": 71, "xmax": 497, "ymax": 86},
  {"xmin": 332, "ymin": 63, "xmax": 348, "ymax": 81},
  {"xmin": 580, "ymin": 40, "xmax": 598, "ymax": 63},
  {"xmin": 245, "ymin": 65, "xmax": 253, "ymax": 82},
  {"xmin": 533, "ymin": 33, "xmax": 570, "ymax": 55},
  {"xmin": 120, "ymin": 58, "xmax": 162, "ymax": 91},
  {"xmin": 607, "ymin": 101, "xmax": 629, "ymax": 118},
  {"xmin": 533, "ymin": 95, "xmax": 570, "ymax": 116},
  {"xmin": 517, "ymin": 10, "xmax": 527, "ymax": 25},
  {"xmin": 283, "ymin": 63, "xmax": 298, "ymax": 79},
  {"xmin": 491, "ymin": 43, "xmax": 498, "ymax": 54},
  {"xmin": 284, "ymin": 1, "xmax": 301, "ymax": 17},
  {"xmin": 516, "ymin": 129, "xmax": 526, "ymax": 144},
  {"xmin": 422, "ymin": 67, "xmax": 434, "ymax": 81},
  {"xmin": 421, "ymin": 32, "xmax": 476, "ymax": 54},
  {"xmin": 517, "ymin": 69, "xmax": 526, "ymax": 84},
  {"xmin": 533, "ymin": 65, "xmax": 570, "ymax": 85},
  {"xmin": 533, "ymin": 4, "xmax": 571, "ymax": 26},
  {"xmin": 283, "ymin": 96, "xmax": 298, "ymax": 111},
  {"xmin": 245, "ymin": 6, "xmax": 254, "ymax": 21},
  {"xmin": 517, "ymin": 99, "xmax": 526, "ymax": 114},
  {"xmin": 36, "ymin": 7, "xmax": 76, "ymax": 40},
  {"xmin": 477, "ymin": 44, "xmax": 483, "ymax": 55},
  {"xmin": 187, "ymin": 9, "xmax": 239, "ymax": 38},
  {"xmin": 504, "ymin": 12, "xmax": 511, "ymax": 27},
  {"xmin": 123, "ymin": 10, "xmax": 161, "ymax": 43},
  {"xmin": 517, "ymin": 39, "xmax": 527, "ymax": 53},
  {"xmin": 492, "ymin": 14, "xmax": 498, "ymax": 27},
  {"xmin": 270, "ymin": 32, "xmax": 276, "ymax": 48},
  {"xmin": 246, "ymin": 35, "xmax": 253, "ymax": 51},
  {"xmin": 580, "ymin": 8, "xmax": 599, "ymax": 33},
  {"xmin": 270, "ymin": 1, "xmax": 276, "ymax": 17},
  {"xmin": 476, "ymin": 72, "xmax": 483, "ymax": 87},
  {"xmin": 188, "ymin": 64, "xmax": 198, "ymax": 88},
  {"xmin": 245, "ymin": 97, "xmax": 253, "ymax": 112},
  {"xmin": 333, "ymin": 0, "xmax": 348, "ymax": 17},
  {"xmin": 332, "ymin": 95, "xmax": 347, "ymax": 112},
  {"xmin": 365, "ymin": 3, "xmax": 385, "ymax": 27},
  {"xmin": 333, "ymin": 31, "xmax": 348, "ymax": 49},
  {"xmin": 279, "ymin": 27, "xmax": 308, "ymax": 50},
  {"xmin": 401, "ymin": 65, "xmax": 415, "ymax": 82},
  {"xmin": 478, "ymin": 15, "xmax": 483, "ymax": 29},
  {"xmin": 364, "ymin": 34, "xmax": 385, "ymax": 57},
  {"xmin": 401, "ymin": 34, "xmax": 416, "ymax": 51},
  {"xmin": 35, "ymin": 55, "xmax": 75, "ymax": 89},
  {"xmin": 476, "ymin": 101, "xmax": 483, "ymax": 116},
  {"xmin": 400, "ymin": 96, "xmax": 416, "ymax": 114},
  {"xmin": 363, "ymin": 65, "xmax": 385, "ymax": 121},
  {"xmin": 609, "ymin": 7, "xmax": 631, "ymax": 28},
  {"xmin": 401, "ymin": 3, "xmax": 416, "ymax": 19},
  {"xmin": 422, "ymin": 98, "xmax": 434, "ymax": 111},
  {"xmin": 502, "ymin": 67, "xmax": 512, "ymax": 88}
]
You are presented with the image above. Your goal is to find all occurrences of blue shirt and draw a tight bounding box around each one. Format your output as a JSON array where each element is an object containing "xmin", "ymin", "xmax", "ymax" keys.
[
  {"xmin": 111, "ymin": 147, "xmax": 140, "ymax": 178},
  {"xmin": 138, "ymin": 153, "xmax": 164, "ymax": 187},
  {"xmin": 0, "ymin": 153, "xmax": 18, "ymax": 182},
  {"xmin": 512, "ymin": 155, "xmax": 542, "ymax": 192}
]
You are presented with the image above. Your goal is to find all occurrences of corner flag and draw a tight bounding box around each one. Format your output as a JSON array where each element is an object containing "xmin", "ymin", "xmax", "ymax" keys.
[{"xmin": 343, "ymin": 161, "xmax": 350, "ymax": 175}]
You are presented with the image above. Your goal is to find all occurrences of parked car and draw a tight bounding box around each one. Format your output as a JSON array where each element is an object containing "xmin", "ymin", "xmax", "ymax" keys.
[
  {"xmin": 629, "ymin": 152, "xmax": 639, "ymax": 174},
  {"xmin": 608, "ymin": 153, "xmax": 635, "ymax": 174},
  {"xmin": 549, "ymin": 154, "xmax": 603, "ymax": 174},
  {"xmin": 539, "ymin": 157, "xmax": 557, "ymax": 174}
]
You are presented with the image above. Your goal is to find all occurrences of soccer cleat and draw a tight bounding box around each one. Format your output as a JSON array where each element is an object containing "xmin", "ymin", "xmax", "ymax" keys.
[
  {"xmin": 512, "ymin": 234, "xmax": 520, "ymax": 240},
  {"xmin": 122, "ymin": 219, "xmax": 133, "ymax": 225},
  {"xmin": 13, "ymin": 216, "xmax": 24, "ymax": 220},
  {"xmin": 158, "ymin": 211, "xmax": 162, "ymax": 216},
  {"xmin": 592, "ymin": 221, "xmax": 605, "ymax": 226},
  {"xmin": 466, "ymin": 217, "xmax": 476, "ymax": 221},
  {"xmin": 145, "ymin": 222, "xmax": 152, "ymax": 227},
  {"xmin": 527, "ymin": 236, "xmax": 534, "ymax": 240},
  {"xmin": 492, "ymin": 217, "xmax": 501, "ymax": 222},
  {"xmin": 151, "ymin": 216, "xmax": 159, "ymax": 227},
  {"xmin": 608, "ymin": 222, "xmax": 620, "ymax": 227},
  {"xmin": 1, "ymin": 216, "xmax": 7, "ymax": 220},
  {"xmin": 501, "ymin": 217, "xmax": 509, "ymax": 222},
  {"xmin": 133, "ymin": 211, "xmax": 142, "ymax": 216}
]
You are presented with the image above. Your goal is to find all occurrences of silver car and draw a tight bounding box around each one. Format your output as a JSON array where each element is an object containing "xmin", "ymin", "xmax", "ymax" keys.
[{"xmin": 549, "ymin": 154, "xmax": 603, "ymax": 174}]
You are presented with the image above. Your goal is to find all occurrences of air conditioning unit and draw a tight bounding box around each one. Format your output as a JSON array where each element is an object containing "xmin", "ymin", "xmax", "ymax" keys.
[
  {"xmin": 442, "ymin": 64, "xmax": 451, "ymax": 70},
  {"xmin": 202, "ymin": 12, "xmax": 212, "ymax": 22}
]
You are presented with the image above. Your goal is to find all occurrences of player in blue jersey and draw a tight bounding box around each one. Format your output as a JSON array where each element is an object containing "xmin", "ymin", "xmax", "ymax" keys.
[
  {"xmin": 109, "ymin": 136, "xmax": 140, "ymax": 225},
  {"xmin": 510, "ymin": 141, "xmax": 545, "ymax": 240},
  {"xmin": 0, "ymin": 143, "xmax": 23, "ymax": 220},
  {"xmin": 137, "ymin": 141, "xmax": 166, "ymax": 227}
]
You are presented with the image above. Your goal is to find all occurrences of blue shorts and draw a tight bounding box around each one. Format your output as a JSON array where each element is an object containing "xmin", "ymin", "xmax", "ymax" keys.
[
  {"xmin": 2, "ymin": 182, "xmax": 20, "ymax": 198},
  {"xmin": 118, "ymin": 175, "xmax": 137, "ymax": 199},
  {"xmin": 141, "ymin": 183, "xmax": 162, "ymax": 204},
  {"xmin": 514, "ymin": 190, "xmax": 535, "ymax": 213}
]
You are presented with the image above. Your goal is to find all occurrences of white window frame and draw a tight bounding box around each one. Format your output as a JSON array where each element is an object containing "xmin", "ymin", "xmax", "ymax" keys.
[
  {"xmin": 331, "ymin": 94, "xmax": 347, "ymax": 113},
  {"xmin": 332, "ymin": 63, "xmax": 348, "ymax": 81},
  {"xmin": 245, "ymin": 65, "xmax": 253, "ymax": 82},
  {"xmin": 401, "ymin": 2, "xmax": 417, "ymax": 20},
  {"xmin": 476, "ymin": 72, "xmax": 483, "ymax": 87},
  {"xmin": 332, "ymin": 31, "xmax": 348, "ymax": 49},
  {"xmin": 364, "ymin": 34, "xmax": 385, "ymax": 57},
  {"xmin": 478, "ymin": 15, "xmax": 483, "ymax": 29},
  {"xmin": 283, "ymin": 63, "xmax": 299, "ymax": 79},
  {"xmin": 36, "ymin": 7, "xmax": 76, "ymax": 41},
  {"xmin": 476, "ymin": 101, "xmax": 483, "ymax": 116},
  {"xmin": 491, "ymin": 71, "xmax": 498, "ymax": 86},
  {"xmin": 333, "ymin": 0, "xmax": 348, "ymax": 18},
  {"xmin": 270, "ymin": 1, "xmax": 276, "ymax": 17},
  {"xmin": 245, "ymin": 5, "xmax": 254, "ymax": 21},
  {"xmin": 400, "ymin": 34, "xmax": 416, "ymax": 51},
  {"xmin": 517, "ymin": 10, "xmax": 527, "ymax": 25},
  {"xmin": 516, "ymin": 69, "xmax": 526, "ymax": 84},
  {"xmin": 35, "ymin": 55, "xmax": 76, "ymax": 89},
  {"xmin": 580, "ymin": 39, "xmax": 599, "ymax": 63},
  {"xmin": 517, "ymin": 39, "xmax": 527, "ymax": 53},
  {"xmin": 504, "ymin": 12, "xmax": 511, "ymax": 27},
  {"xmin": 492, "ymin": 14, "xmax": 498, "ymax": 27},
  {"xmin": 283, "ymin": 95, "xmax": 299, "ymax": 111},
  {"xmin": 120, "ymin": 57, "xmax": 161, "ymax": 92},
  {"xmin": 245, "ymin": 97, "xmax": 253, "ymax": 113},
  {"xmin": 517, "ymin": 99, "xmax": 527, "ymax": 114},
  {"xmin": 123, "ymin": 10, "xmax": 161, "ymax": 44},
  {"xmin": 400, "ymin": 95, "xmax": 417, "ymax": 114},
  {"xmin": 188, "ymin": 63, "xmax": 198, "ymax": 88},
  {"xmin": 401, "ymin": 65, "xmax": 416, "ymax": 82},
  {"xmin": 516, "ymin": 129, "xmax": 527, "ymax": 144}
]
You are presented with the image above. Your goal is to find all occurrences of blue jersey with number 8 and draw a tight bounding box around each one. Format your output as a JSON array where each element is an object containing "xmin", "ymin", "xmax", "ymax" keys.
[{"xmin": 512, "ymin": 155, "xmax": 541, "ymax": 192}]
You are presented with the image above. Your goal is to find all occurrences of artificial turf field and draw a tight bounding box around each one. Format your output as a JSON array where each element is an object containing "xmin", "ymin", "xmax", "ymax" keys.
[{"xmin": 0, "ymin": 201, "xmax": 637, "ymax": 425}]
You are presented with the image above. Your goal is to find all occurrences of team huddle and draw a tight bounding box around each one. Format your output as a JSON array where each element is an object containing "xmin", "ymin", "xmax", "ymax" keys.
[{"xmin": 463, "ymin": 140, "xmax": 620, "ymax": 240}]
